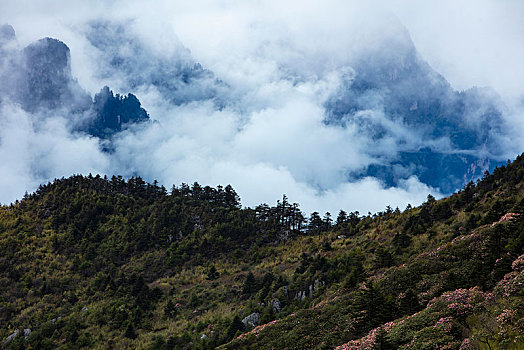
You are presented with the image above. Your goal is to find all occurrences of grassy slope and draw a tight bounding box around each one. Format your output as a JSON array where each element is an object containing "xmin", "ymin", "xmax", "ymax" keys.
[
  {"xmin": 221, "ymin": 156, "xmax": 524, "ymax": 349},
  {"xmin": 0, "ymin": 156, "xmax": 524, "ymax": 349}
]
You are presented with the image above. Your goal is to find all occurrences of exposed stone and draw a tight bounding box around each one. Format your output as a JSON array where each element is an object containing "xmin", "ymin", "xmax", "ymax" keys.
[
  {"xmin": 2, "ymin": 329, "xmax": 19, "ymax": 346},
  {"xmin": 314, "ymin": 279, "xmax": 325, "ymax": 291},
  {"xmin": 296, "ymin": 280, "xmax": 325, "ymax": 301},
  {"xmin": 23, "ymin": 329, "xmax": 31, "ymax": 340},
  {"xmin": 296, "ymin": 290, "xmax": 307, "ymax": 301},
  {"xmin": 242, "ymin": 312, "xmax": 260, "ymax": 329},
  {"xmin": 270, "ymin": 299, "xmax": 281, "ymax": 313},
  {"xmin": 278, "ymin": 230, "xmax": 290, "ymax": 241},
  {"xmin": 0, "ymin": 24, "xmax": 15, "ymax": 44}
]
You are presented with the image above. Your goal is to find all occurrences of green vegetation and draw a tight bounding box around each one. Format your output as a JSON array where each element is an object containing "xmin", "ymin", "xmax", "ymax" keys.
[{"xmin": 1, "ymin": 155, "xmax": 524, "ymax": 349}]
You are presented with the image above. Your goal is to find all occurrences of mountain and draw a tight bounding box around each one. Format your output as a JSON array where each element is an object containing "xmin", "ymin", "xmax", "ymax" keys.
[
  {"xmin": 89, "ymin": 86, "xmax": 149, "ymax": 138},
  {"xmin": 86, "ymin": 21, "xmax": 226, "ymax": 106},
  {"xmin": 1, "ymin": 21, "xmax": 511, "ymax": 195},
  {"xmin": 0, "ymin": 25, "xmax": 149, "ymax": 139},
  {"xmin": 0, "ymin": 24, "xmax": 15, "ymax": 44},
  {"xmin": 20, "ymin": 38, "xmax": 91, "ymax": 112},
  {"xmin": 324, "ymin": 22, "xmax": 507, "ymax": 193},
  {"xmin": 0, "ymin": 34, "xmax": 88, "ymax": 112},
  {"xmin": 81, "ymin": 19, "xmax": 512, "ymax": 194},
  {"xmin": 1, "ymin": 154, "xmax": 524, "ymax": 349}
]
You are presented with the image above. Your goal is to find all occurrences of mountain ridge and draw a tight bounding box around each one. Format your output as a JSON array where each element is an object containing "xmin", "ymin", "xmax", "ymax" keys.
[
  {"xmin": 0, "ymin": 25, "xmax": 150, "ymax": 140},
  {"xmin": 0, "ymin": 21, "xmax": 513, "ymax": 196},
  {"xmin": 1, "ymin": 153, "xmax": 524, "ymax": 348},
  {"xmin": 324, "ymin": 21, "xmax": 508, "ymax": 193}
]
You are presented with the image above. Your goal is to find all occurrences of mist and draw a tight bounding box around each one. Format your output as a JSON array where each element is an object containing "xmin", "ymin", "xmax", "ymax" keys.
[{"xmin": 0, "ymin": 0, "xmax": 523, "ymax": 215}]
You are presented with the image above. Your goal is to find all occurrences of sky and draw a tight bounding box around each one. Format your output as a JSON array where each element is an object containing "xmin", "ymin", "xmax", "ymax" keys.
[{"xmin": 0, "ymin": 0, "xmax": 523, "ymax": 215}]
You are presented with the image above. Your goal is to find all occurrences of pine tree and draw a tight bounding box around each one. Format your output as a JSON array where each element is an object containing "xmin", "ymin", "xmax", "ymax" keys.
[
  {"xmin": 227, "ymin": 316, "xmax": 245, "ymax": 340},
  {"xmin": 206, "ymin": 265, "xmax": 220, "ymax": 280},
  {"xmin": 242, "ymin": 272, "xmax": 257, "ymax": 294},
  {"xmin": 336, "ymin": 210, "xmax": 348, "ymax": 226},
  {"xmin": 124, "ymin": 323, "xmax": 137, "ymax": 339},
  {"xmin": 164, "ymin": 299, "xmax": 177, "ymax": 319}
]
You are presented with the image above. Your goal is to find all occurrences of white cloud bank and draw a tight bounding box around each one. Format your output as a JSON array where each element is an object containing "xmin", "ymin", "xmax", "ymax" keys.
[{"xmin": 0, "ymin": 0, "xmax": 523, "ymax": 214}]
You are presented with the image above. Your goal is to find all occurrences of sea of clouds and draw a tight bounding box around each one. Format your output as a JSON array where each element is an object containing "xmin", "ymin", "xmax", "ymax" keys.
[{"xmin": 1, "ymin": 0, "xmax": 523, "ymax": 215}]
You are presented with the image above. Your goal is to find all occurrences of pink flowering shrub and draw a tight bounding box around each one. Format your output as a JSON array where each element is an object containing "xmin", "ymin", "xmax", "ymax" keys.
[
  {"xmin": 335, "ymin": 287, "xmax": 494, "ymax": 349},
  {"xmin": 511, "ymin": 253, "xmax": 524, "ymax": 271},
  {"xmin": 494, "ymin": 270, "xmax": 524, "ymax": 298},
  {"xmin": 236, "ymin": 319, "xmax": 280, "ymax": 340},
  {"xmin": 427, "ymin": 287, "xmax": 486, "ymax": 319},
  {"xmin": 334, "ymin": 321, "xmax": 400, "ymax": 350},
  {"xmin": 458, "ymin": 338, "xmax": 474, "ymax": 350},
  {"xmin": 491, "ymin": 212, "xmax": 520, "ymax": 227},
  {"xmin": 433, "ymin": 316, "xmax": 453, "ymax": 333}
]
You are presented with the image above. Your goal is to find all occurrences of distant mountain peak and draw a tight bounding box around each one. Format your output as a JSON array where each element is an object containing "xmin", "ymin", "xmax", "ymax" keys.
[
  {"xmin": 89, "ymin": 86, "xmax": 149, "ymax": 138},
  {"xmin": 0, "ymin": 24, "xmax": 15, "ymax": 44},
  {"xmin": 324, "ymin": 20, "xmax": 507, "ymax": 193},
  {"xmin": 85, "ymin": 20, "xmax": 225, "ymax": 106},
  {"xmin": 0, "ymin": 26, "xmax": 150, "ymax": 140},
  {"xmin": 20, "ymin": 37, "xmax": 74, "ymax": 111}
]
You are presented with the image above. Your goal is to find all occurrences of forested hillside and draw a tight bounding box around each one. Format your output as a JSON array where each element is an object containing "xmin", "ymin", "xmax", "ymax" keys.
[{"xmin": 1, "ymin": 155, "xmax": 524, "ymax": 349}]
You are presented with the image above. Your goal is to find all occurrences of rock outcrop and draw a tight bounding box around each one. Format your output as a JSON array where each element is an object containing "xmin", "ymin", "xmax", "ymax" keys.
[
  {"xmin": 0, "ymin": 24, "xmax": 150, "ymax": 140},
  {"xmin": 242, "ymin": 312, "xmax": 260, "ymax": 329}
]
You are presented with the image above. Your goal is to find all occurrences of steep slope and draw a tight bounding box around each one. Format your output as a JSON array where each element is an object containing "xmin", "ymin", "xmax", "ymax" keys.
[
  {"xmin": 1, "ymin": 155, "xmax": 524, "ymax": 349},
  {"xmin": 0, "ymin": 25, "xmax": 149, "ymax": 139},
  {"xmin": 85, "ymin": 20, "xmax": 226, "ymax": 106},
  {"xmin": 325, "ymin": 22, "xmax": 507, "ymax": 193},
  {"xmin": 222, "ymin": 157, "xmax": 524, "ymax": 349},
  {"xmin": 0, "ymin": 34, "xmax": 91, "ymax": 113},
  {"xmin": 1, "ymin": 21, "xmax": 512, "ymax": 195}
]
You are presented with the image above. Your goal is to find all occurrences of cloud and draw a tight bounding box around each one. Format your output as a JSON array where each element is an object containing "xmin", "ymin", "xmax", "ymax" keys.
[
  {"xmin": 0, "ymin": 0, "xmax": 522, "ymax": 215},
  {"xmin": 0, "ymin": 104, "xmax": 108, "ymax": 204},
  {"xmin": 391, "ymin": 0, "xmax": 524, "ymax": 100},
  {"xmin": 107, "ymin": 70, "xmax": 435, "ymax": 213}
]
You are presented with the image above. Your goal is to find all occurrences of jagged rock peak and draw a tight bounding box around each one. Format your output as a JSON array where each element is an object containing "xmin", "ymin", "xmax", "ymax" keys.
[
  {"xmin": 0, "ymin": 24, "xmax": 15, "ymax": 42},
  {"xmin": 18, "ymin": 37, "xmax": 74, "ymax": 111},
  {"xmin": 89, "ymin": 86, "xmax": 149, "ymax": 138},
  {"xmin": 23, "ymin": 37, "xmax": 71, "ymax": 71}
]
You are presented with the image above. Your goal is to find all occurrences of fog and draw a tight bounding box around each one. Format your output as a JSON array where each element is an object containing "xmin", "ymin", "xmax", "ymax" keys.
[{"xmin": 0, "ymin": 0, "xmax": 522, "ymax": 215}]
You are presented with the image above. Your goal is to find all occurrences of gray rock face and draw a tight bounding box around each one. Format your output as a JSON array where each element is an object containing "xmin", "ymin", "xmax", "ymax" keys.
[
  {"xmin": 323, "ymin": 20, "xmax": 507, "ymax": 193},
  {"xmin": 295, "ymin": 280, "xmax": 325, "ymax": 300},
  {"xmin": 86, "ymin": 20, "xmax": 224, "ymax": 106},
  {"xmin": 242, "ymin": 312, "xmax": 260, "ymax": 329},
  {"xmin": 0, "ymin": 24, "xmax": 15, "ymax": 44},
  {"xmin": 296, "ymin": 290, "xmax": 307, "ymax": 301},
  {"xmin": 313, "ymin": 279, "xmax": 325, "ymax": 292},
  {"xmin": 0, "ymin": 33, "xmax": 91, "ymax": 113},
  {"xmin": 89, "ymin": 86, "xmax": 149, "ymax": 138},
  {"xmin": 0, "ymin": 24, "xmax": 149, "ymax": 140},
  {"xmin": 2, "ymin": 329, "xmax": 19, "ymax": 346},
  {"xmin": 270, "ymin": 299, "xmax": 281, "ymax": 313},
  {"xmin": 16, "ymin": 38, "xmax": 92, "ymax": 112},
  {"xmin": 1, "ymin": 327, "xmax": 32, "ymax": 344}
]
